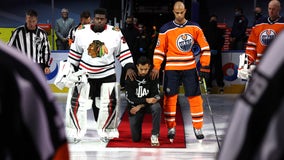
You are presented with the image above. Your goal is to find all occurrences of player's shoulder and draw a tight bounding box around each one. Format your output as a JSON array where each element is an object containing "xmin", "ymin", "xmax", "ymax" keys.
[
  {"xmin": 13, "ymin": 25, "xmax": 25, "ymax": 31},
  {"xmin": 105, "ymin": 24, "xmax": 121, "ymax": 33},
  {"xmin": 37, "ymin": 26, "xmax": 48, "ymax": 33},
  {"xmin": 255, "ymin": 16, "xmax": 268, "ymax": 25},
  {"xmin": 278, "ymin": 17, "xmax": 284, "ymax": 23},
  {"xmin": 184, "ymin": 21, "xmax": 203, "ymax": 31},
  {"xmin": 112, "ymin": 26, "xmax": 121, "ymax": 32},
  {"xmin": 77, "ymin": 24, "xmax": 91, "ymax": 32},
  {"xmin": 160, "ymin": 21, "xmax": 175, "ymax": 33}
]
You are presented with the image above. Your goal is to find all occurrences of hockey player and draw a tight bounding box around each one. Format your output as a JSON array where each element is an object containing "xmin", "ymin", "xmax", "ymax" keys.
[
  {"xmin": 218, "ymin": 30, "xmax": 284, "ymax": 160},
  {"xmin": 151, "ymin": 1, "xmax": 211, "ymax": 142},
  {"xmin": 240, "ymin": 0, "xmax": 284, "ymax": 80},
  {"xmin": 67, "ymin": 8, "xmax": 135, "ymax": 141},
  {"xmin": 68, "ymin": 10, "xmax": 91, "ymax": 46},
  {"xmin": 125, "ymin": 56, "xmax": 161, "ymax": 146}
]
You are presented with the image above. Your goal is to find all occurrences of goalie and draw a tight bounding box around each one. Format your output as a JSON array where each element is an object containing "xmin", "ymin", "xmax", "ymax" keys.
[
  {"xmin": 238, "ymin": 0, "xmax": 284, "ymax": 84},
  {"xmin": 66, "ymin": 8, "xmax": 136, "ymax": 142}
]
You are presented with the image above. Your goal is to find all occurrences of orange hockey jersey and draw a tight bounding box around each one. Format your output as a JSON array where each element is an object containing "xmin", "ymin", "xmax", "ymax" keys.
[
  {"xmin": 246, "ymin": 17, "xmax": 284, "ymax": 64},
  {"xmin": 153, "ymin": 20, "xmax": 210, "ymax": 71}
]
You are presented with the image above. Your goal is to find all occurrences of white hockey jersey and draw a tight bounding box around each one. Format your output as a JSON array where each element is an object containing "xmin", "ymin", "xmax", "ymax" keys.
[{"xmin": 68, "ymin": 24, "xmax": 133, "ymax": 79}]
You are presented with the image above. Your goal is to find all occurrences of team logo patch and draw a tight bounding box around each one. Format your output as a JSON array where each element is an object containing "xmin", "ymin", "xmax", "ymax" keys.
[
  {"xmin": 34, "ymin": 37, "xmax": 42, "ymax": 46},
  {"xmin": 260, "ymin": 29, "xmax": 276, "ymax": 46},
  {"xmin": 176, "ymin": 33, "xmax": 193, "ymax": 52}
]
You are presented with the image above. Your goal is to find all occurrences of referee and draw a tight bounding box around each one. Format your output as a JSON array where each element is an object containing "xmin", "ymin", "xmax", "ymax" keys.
[{"xmin": 8, "ymin": 9, "xmax": 51, "ymax": 74}]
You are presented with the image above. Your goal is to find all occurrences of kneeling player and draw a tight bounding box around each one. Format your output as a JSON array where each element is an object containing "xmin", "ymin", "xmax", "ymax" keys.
[{"xmin": 125, "ymin": 56, "xmax": 161, "ymax": 146}]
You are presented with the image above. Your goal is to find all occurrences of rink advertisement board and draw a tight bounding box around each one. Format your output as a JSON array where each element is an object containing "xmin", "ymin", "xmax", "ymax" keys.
[{"xmin": 47, "ymin": 50, "xmax": 246, "ymax": 93}]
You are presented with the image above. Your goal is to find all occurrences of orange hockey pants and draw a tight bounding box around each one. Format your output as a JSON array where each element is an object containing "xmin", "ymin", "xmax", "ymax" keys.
[{"xmin": 163, "ymin": 94, "xmax": 203, "ymax": 129}]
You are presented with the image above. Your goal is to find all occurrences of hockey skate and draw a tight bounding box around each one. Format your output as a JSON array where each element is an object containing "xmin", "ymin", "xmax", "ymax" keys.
[
  {"xmin": 167, "ymin": 128, "xmax": 176, "ymax": 143},
  {"xmin": 73, "ymin": 138, "xmax": 82, "ymax": 144},
  {"xmin": 193, "ymin": 127, "xmax": 204, "ymax": 140},
  {"xmin": 100, "ymin": 137, "xmax": 110, "ymax": 143},
  {"xmin": 151, "ymin": 135, "xmax": 160, "ymax": 146}
]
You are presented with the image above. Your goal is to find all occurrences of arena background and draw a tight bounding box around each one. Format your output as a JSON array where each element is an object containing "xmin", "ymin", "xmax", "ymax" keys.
[{"xmin": 0, "ymin": 0, "xmax": 276, "ymax": 93}]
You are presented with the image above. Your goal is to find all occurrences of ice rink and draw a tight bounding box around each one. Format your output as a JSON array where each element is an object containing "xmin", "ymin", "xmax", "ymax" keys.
[{"xmin": 55, "ymin": 93, "xmax": 239, "ymax": 160}]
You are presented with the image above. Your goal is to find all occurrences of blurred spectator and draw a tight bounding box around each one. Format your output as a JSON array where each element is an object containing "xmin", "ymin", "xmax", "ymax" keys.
[
  {"xmin": 68, "ymin": 10, "xmax": 91, "ymax": 46},
  {"xmin": 134, "ymin": 23, "xmax": 151, "ymax": 60},
  {"xmin": 0, "ymin": 40, "xmax": 69, "ymax": 160},
  {"xmin": 55, "ymin": 8, "xmax": 75, "ymax": 50},
  {"xmin": 133, "ymin": 17, "xmax": 139, "ymax": 29},
  {"xmin": 204, "ymin": 14, "xmax": 225, "ymax": 93},
  {"xmin": 149, "ymin": 25, "xmax": 159, "ymax": 61},
  {"xmin": 230, "ymin": 7, "xmax": 248, "ymax": 50},
  {"xmin": 253, "ymin": 6, "xmax": 264, "ymax": 26},
  {"xmin": 121, "ymin": 15, "xmax": 140, "ymax": 88},
  {"xmin": 121, "ymin": 15, "xmax": 140, "ymax": 63}
]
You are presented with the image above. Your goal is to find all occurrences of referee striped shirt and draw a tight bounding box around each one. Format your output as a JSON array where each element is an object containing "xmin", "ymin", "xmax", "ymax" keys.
[{"xmin": 8, "ymin": 24, "xmax": 51, "ymax": 67}]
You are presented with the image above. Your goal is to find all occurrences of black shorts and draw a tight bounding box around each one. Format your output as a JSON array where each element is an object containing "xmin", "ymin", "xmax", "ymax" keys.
[{"xmin": 163, "ymin": 69, "xmax": 201, "ymax": 96}]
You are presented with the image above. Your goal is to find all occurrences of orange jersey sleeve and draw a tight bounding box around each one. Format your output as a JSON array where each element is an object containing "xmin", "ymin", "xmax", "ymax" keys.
[{"xmin": 153, "ymin": 21, "xmax": 210, "ymax": 71}]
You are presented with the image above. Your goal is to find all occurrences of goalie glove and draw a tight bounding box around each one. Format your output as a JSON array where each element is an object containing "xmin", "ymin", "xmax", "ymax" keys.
[
  {"xmin": 237, "ymin": 53, "xmax": 256, "ymax": 80},
  {"xmin": 238, "ymin": 64, "xmax": 256, "ymax": 80},
  {"xmin": 199, "ymin": 66, "xmax": 210, "ymax": 82}
]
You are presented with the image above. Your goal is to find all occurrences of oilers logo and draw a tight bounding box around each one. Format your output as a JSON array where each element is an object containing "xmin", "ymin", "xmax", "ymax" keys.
[
  {"xmin": 176, "ymin": 33, "xmax": 193, "ymax": 52},
  {"xmin": 260, "ymin": 29, "xmax": 276, "ymax": 46}
]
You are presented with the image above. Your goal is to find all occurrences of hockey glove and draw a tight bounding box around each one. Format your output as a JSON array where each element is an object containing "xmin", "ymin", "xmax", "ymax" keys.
[
  {"xmin": 237, "ymin": 64, "xmax": 256, "ymax": 80},
  {"xmin": 199, "ymin": 66, "xmax": 210, "ymax": 82}
]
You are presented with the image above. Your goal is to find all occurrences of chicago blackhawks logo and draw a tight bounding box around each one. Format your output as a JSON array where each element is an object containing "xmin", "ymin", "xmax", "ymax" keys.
[
  {"xmin": 87, "ymin": 40, "xmax": 108, "ymax": 58},
  {"xmin": 260, "ymin": 29, "xmax": 277, "ymax": 46},
  {"xmin": 176, "ymin": 33, "xmax": 193, "ymax": 52}
]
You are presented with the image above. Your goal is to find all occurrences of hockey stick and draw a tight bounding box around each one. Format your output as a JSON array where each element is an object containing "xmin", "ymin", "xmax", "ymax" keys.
[{"xmin": 201, "ymin": 78, "xmax": 221, "ymax": 149}]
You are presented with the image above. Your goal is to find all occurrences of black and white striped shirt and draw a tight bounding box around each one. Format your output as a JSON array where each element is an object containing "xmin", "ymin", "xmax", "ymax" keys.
[{"xmin": 8, "ymin": 24, "xmax": 51, "ymax": 67}]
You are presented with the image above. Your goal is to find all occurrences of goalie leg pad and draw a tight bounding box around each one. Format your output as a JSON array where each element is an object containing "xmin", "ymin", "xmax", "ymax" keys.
[
  {"xmin": 65, "ymin": 84, "xmax": 91, "ymax": 141},
  {"xmin": 96, "ymin": 82, "xmax": 120, "ymax": 139}
]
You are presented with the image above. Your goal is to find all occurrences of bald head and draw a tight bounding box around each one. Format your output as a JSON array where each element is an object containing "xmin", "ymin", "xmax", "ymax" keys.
[
  {"xmin": 268, "ymin": 0, "xmax": 281, "ymax": 20},
  {"xmin": 173, "ymin": 1, "xmax": 187, "ymax": 24},
  {"xmin": 174, "ymin": 1, "xmax": 185, "ymax": 10}
]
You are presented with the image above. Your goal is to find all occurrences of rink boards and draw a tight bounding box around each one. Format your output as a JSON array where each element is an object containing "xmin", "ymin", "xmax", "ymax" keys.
[{"xmin": 47, "ymin": 50, "xmax": 246, "ymax": 94}]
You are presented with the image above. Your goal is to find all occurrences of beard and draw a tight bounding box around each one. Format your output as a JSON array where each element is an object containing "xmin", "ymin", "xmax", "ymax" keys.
[{"xmin": 92, "ymin": 24, "xmax": 105, "ymax": 33}]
